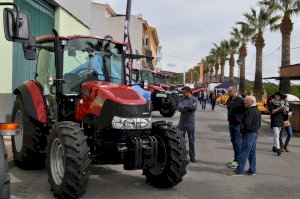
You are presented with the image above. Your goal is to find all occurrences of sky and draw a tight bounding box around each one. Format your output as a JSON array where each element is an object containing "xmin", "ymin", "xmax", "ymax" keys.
[{"xmin": 93, "ymin": 0, "xmax": 300, "ymax": 83}]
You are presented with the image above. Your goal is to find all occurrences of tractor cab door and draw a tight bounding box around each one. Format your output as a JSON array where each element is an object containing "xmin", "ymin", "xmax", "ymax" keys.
[{"xmin": 35, "ymin": 43, "xmax": 57, "ymax": 120}]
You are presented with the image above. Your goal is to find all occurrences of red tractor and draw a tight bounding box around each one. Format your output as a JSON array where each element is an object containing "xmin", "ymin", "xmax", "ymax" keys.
[
  {"xmin": 132, "ymin": 69, "xmax": 177, "ymax": 117},
  {"xmin": 1, "ymin": 2, "xmax": 188, "ymax": 198},
  {"xmin": 154, "ymin": 72, "xmax": 180, "ymax": 105}
]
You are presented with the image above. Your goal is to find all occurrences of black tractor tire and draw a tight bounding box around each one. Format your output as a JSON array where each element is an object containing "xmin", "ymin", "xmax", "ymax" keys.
[
  {"xmin": 47, "ymin": 122, "xmax": 91, "ymax": 199},
  {"xmin": 172, "ymin": 93, "xmax": 179, "ymax": 106},
  {"xmin": 143, "ymin": 121, "xmax": 188, "ymax": 188},
  {"xmin": 160, "ymin": 95, "xmax": 177, "ymax": 118},
  {"xmin": 0, "ymin": 139, "xmax": 10, "ymax": 199},
  {"xmin": 11, "ymin": 95, "xmax": 47, "ymax": 169}
]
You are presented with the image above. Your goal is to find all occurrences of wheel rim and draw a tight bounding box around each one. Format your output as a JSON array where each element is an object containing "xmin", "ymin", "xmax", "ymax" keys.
[
  {"xmin": 14, "ymin": 110, "xmax": 23, "ymax": 153},
  {"xmin": 50, "ymin": 138, "xmax": 65, "ymax": 185},
  {"xmin": 149, "ymin": 136, "xmax": 167, "ymax": 175}
]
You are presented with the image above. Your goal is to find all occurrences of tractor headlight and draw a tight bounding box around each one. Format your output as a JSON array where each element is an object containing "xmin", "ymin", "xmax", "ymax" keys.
[{"xmin": 112, "ymin": 117, "xmax": 152, "ymax": 129}]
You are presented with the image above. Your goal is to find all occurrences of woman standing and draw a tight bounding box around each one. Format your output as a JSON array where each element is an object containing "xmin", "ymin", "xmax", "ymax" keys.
[
  {"xmin": 279, "ymin": 95, "xmax": 293, "ymax": 152},
  {"xmin": 269, "ymin": 92, "xmax": 285, "ymax": 156}
]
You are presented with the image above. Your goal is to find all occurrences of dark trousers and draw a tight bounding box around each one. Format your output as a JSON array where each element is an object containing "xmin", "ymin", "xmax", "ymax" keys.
[
  {"xmin": 229, "ymin": 124, "xmax": 242, "ymax": 162},
  {"xmin": 211, "ymin": 101, "xmax": 216, "ymax": 110},
  {"xmin": 235, "ymin": 133, "xmax": 258, "ymax": 174},
  {"xmin": 201, "ymin": 99, "xmax": 207, "ymax": 110},
  {"xmin": 180, "ymin": 125, "xmax": 195, "ymax": 160}
]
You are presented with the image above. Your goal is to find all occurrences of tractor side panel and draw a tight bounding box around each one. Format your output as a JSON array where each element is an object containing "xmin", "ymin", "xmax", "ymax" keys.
[{"xmin": 13, "ymin": 80, "xmax": 48, "ymax": 124}]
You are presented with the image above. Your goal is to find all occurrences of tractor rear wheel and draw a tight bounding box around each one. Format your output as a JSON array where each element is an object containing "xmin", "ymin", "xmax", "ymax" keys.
[
  {"xmin": 143, "ymin": 121, "xmax": 188, "ymax": 188},
  {"xmin": 11, "ymin": 96, "xmax": 47, "ymax": 169},
  {"xmin": 0, "ymin": 139, "xmax": 10, "ymax": 199},
  {"xmin": 159, "ymin": 95, "xmax": 177, "ymax": 117},
  {"xmin": 47, "ymin": 122, "xmax": 91, "ymax": 199}
]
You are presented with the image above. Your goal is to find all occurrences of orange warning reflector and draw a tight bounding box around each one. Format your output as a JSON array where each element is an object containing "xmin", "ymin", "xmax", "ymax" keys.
[{"xmin": 0, "ymin": 123, "xmax": 19, "ymax": 136}]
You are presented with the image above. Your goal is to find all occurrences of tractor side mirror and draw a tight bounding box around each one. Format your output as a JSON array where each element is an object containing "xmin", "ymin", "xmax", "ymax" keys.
[
  {"xmin": 22, "ymin": 37, "xmax": 37, "ymax": 60},
  {"xmin": 3, "ymin": 8, "xmax": 31, "ymax": 43}
]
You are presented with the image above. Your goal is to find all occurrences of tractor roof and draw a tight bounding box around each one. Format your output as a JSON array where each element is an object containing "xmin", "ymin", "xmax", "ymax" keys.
[{"xmin": 36, "ymin": 35, "xmax": 126, "ymax": 45}]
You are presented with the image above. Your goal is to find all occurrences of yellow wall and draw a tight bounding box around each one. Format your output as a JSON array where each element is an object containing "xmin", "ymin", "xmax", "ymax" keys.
[
  {"xmin": 55, "ymin": 7, "xmax": 90, "ymax": 36},
  {"xmin": 0, "ymin": 0, "xmax": 13, "ymax": 93}
]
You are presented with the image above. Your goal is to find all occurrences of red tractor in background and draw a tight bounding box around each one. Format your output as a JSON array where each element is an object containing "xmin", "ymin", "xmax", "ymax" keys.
[
  {"xmin": 1, "ymin": 2, "xmax": 188, "ymax": 198},
  {"xmin": 132, "ymin": 69, "xmax": 177, "ymax": 117},
  {"xmin": 153, "ymin": 72, "xmax": 180, "ymax": 105}
]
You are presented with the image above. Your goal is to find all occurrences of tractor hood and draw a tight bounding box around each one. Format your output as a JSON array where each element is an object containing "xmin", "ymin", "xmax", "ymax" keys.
[
  {"xmin": 147, "ymin": 85, "xmax": 165, "ymax": 93},
  {"xmin": 80, "ymin": 81, "xmax": 146, "ymax": 105}
]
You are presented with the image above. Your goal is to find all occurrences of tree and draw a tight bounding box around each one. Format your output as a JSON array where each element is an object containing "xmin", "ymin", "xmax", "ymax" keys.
[
  {"xmin": 259, "ymin": 0, "xmax": 300, "ymax": 93},
  {"xmin": 228, "ymin": 39, "xmax": 240, "ymax": 83},
  {"xmin": 238, "ymin": 8, "xmax": 280, "ymax": 101},
  {"xmin": 219, "ymin": 41, "xmax": 230, "ymax": 83},
  {"xmin": 231, "ymin": 25, "xmax": 252, "ymax": 92}
]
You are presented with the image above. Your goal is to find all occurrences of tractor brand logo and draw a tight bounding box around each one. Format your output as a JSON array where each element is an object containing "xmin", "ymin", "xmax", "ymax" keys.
[{"xmin": 94, "ymin": 96, "xmax": 105, "ymax": 107}]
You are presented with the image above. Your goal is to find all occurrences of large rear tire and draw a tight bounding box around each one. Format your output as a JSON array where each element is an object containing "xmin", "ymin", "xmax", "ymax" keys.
[
  {"xmin": 160, "ymin": 95, "xmax": 177, "ymax": 118},
  {"xmin": 47, "ymin": 122, "xmax": 91, "ymax": 199},
  {"xmin": 143, "ymin": 121, "xmax": 188, "ymax": 188},
  {"xmin": 0, "ymin": 139, "xmax": 10, "ymax": 199},
  {"xmin": 11, "ymin": 96, "xmax": 47, "ymax": 169}
]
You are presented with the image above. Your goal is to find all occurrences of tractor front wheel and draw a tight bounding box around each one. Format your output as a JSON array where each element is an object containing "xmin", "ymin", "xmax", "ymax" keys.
[
  {"xmin": 47, "ymin": 121, "xmax": 91, "ymax": 199},
  {"xmin": 143, "ymin": 121, "xmax": 188, "ymax": 188},
  {"xmin": 0, "ymin": 139, "xmax": 10, "ymax": 199}
]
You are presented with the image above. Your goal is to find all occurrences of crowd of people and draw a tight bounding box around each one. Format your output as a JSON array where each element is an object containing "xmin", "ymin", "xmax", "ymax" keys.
[{"xmin": 177, "ymin": 86, "xmax": 294, "ymax": 176}]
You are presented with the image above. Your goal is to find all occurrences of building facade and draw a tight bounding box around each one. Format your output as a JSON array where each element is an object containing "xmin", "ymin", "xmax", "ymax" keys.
[
  {"xmin": 0, "ymin": 0, "xmax": 91, "ymax": 122},
  {"xmin": 91, "ymin": 3, "xmax": 160, "ymax": 70}
]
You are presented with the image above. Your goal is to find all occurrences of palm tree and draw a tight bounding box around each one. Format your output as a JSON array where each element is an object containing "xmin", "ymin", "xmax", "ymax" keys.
[
  {"xmin": 238, "ymin": 8, "xmax": 280, "ymax": 101},
  {"xmin": 231, "ymin": 25, "xmax": 252, "ymax": 92},
  {"xmin": 210, "ymin": 47, "xmax": 221, "ymax": 81},
  {"xmin": 219, "ymin": 40, "xmax": 230, "ymax": 83},
  {"xmin": 259, "ymin": 0, "xmax": 300, "ymax": 93},
  {"xmin": 228, "ymin": 39, "xmax": 240, "ymax": 83}
]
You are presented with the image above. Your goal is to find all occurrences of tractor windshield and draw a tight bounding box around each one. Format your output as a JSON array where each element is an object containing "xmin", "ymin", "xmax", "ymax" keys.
[
  {"xmin": 141, "ymin": 71, "xmax": 155, "ymax": 85},
  {"xmin": 154, "ymin": 75, "xmax": 170, "ymax": 85},
  {"xmin": 63, "ymin": 38, "xmax": 125, "ymax": 85}
]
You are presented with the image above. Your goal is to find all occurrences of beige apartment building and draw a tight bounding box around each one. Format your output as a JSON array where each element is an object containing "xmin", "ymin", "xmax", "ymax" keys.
[{"xmin": 91, "ymin": 3, "xmax": 160, "ymax": 70}]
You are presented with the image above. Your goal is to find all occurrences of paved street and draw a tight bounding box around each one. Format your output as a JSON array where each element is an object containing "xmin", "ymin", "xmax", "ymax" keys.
[{"xmin": 8, "ymin": 105, "xmax": 300, "ymax": 199}]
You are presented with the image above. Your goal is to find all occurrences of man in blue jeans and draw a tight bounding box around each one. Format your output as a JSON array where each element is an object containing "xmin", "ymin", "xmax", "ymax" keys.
[
  {"xmin": 226, "ymin": 86, "xmax": 245, "ymax": 169},
  {"xmin": 231, "ymin": 96, "xmax": 261, "ymax": 176},
  {"xmin": 178, "ymin": 86, "xmax": 198, "ymax": 162}
]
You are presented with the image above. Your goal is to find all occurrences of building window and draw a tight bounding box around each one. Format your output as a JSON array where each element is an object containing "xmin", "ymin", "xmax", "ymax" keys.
[{"xmin": 145, "ymin": 38, "xmax": 149, "ymax": 46}]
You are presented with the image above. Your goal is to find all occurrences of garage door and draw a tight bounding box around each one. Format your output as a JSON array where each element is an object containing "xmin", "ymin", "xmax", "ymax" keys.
[{"xmin": 13, "ymin": 0, "xmax": 55, "ymax": 89}]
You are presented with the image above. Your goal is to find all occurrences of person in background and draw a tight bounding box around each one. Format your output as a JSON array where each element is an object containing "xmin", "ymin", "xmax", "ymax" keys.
[
  {"xmin": 279, "ymin": 94, "xmax": 293, "ymax": 152},
  {"xmin": 269, "ymin": 92, "xmax": 285, "ymax": 156},
  {"xmin": 226, "ymin": 86, "xmax": 245, "ymax": 169},
  {"xmin": 201, "ymin": 91, "xmax": 208, "ymax": 110},
  {"xmin": 231, "ymin": 96, "xmax": 261, "ymax": 176},
  {"xmin": 241, "ymin": 91, "xmax": 247, "ymax": 99},
  {"xmin": 178, "ymin": 86, "xmax": 198, "ymax": 163},
  {"xmin": 209, "ymin": 91, "xmax": 217, "ymax": 111}
]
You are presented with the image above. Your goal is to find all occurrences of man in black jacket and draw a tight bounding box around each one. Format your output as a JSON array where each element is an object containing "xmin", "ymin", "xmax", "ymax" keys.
[
  {"xmin": 231, "ymin": 96, "xmax": 261, "ymax": 176},
  {"xmin": 226, "ymin": 86, "xmax": 245, "ymax": 169}
]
